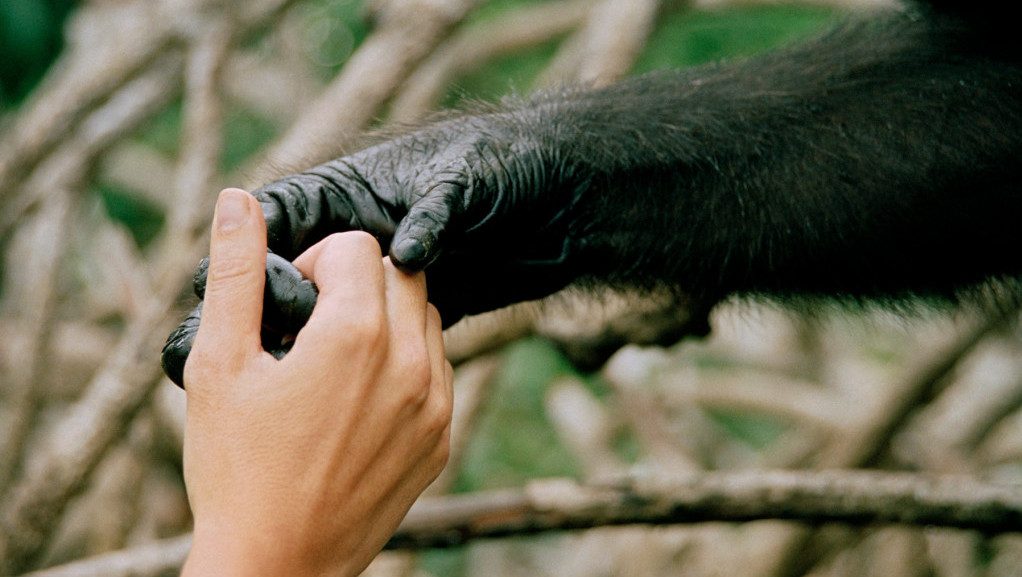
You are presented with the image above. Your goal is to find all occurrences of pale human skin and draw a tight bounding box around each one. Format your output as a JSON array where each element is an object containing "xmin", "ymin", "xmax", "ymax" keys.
[{"xmin": 180, "ymin": 188, "xmax": 454, "ymax": 577}]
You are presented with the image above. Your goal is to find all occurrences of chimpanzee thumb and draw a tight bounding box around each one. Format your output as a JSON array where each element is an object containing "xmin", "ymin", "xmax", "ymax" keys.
[{"xmin": 389, "ymin": 184, "xmax": 463, "ymax": 271}]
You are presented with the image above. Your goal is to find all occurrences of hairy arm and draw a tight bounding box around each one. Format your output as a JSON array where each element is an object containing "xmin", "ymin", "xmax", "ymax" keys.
[
  {"xmin": 164, "ymin": 3, "xmax": 1022, "ymax": 386},
  {"xmin": 258, "ymin": 5, "xmax": 1022, "ymax": 308}
]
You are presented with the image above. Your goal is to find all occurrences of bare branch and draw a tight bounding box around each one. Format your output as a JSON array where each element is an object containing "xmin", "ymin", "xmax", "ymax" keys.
[
  {"xmin": 151, "ymin": 18, "xmax": 233, "ymax": 278},
  {"xmin": 537, "ymin": 0, "xmax": 660, "ymax": 87},
  {"xmin": 0, "ymin": 53, "xmax": 185, "ymax": 239},
  {"xmin": 0, "ymin": 2, "xmax": 177, "ymax": 209},
  {"xmin": 0, "ymin": 191, "xmax": 77, "ymax": 491},
  {"xmin": 820, "ymin": 310, "xmax": 1018, "ymax": 468},
  {"xmin": 27, "ymin": 469, "xmax": 1019, "ymax": 577},
  {"xmin": 389, "ymin": 0, "xmax": 592, "ymax": 123},
  {"xmin": 389, "ymin": 471, "xmax": 1022, "ymax": 549},
  {"xmin": 18, "ymin": 534, "xmax": 192, "ymax": 577}
]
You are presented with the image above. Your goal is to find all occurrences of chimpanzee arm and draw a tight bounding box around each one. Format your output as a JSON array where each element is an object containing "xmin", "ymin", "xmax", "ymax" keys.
[
  {"xmin": 256, "ymin": 5, "xmax": 1022, "ymax": 312},
  {"xmin": 163, "ymin": 2, "xmax": 1022, "ymax": 386},
  {"xmin": 563, "ymin": 10, "xmax": 1022, "ymax": 306}
]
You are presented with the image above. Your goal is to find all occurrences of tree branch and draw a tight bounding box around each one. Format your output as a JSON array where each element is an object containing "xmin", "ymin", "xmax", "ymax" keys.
[
  {"xmin": 258, "ymin": 0, "xmax": 480, "ymax": 173},
  {"xmin": 389, "ymin": 471, "xmax": 1022, "ymax": 549},
  {"xmin": 25, "ymin": 470, "xmax": 1021, "ymax": 577}
]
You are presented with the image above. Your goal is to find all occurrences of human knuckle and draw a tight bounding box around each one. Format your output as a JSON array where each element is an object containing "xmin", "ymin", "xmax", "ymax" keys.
[
  {"xmin": 423, "ymin": 390, "xmax": 453, "ymax": 433},
  {"xmin": 206, "ymin": 255, "xmax": 259, "ymax": 288},
  {"xmin": 398, "ymin": 344, "xmax": 432, "ymax": 385},
  {"xmin": 428, "ymin": 432, "xmax": 452, "ymax": 473},
  {"xmin": 343, "ymin": 312, "xmax": 387, "ymax": 348},
  {"xmin": 181, "ymin": 346, "xmax": 218, "ymax": 385},
  {"xmin": 338, "ymin": 230, "xmax": 381, "ymax": 254}
]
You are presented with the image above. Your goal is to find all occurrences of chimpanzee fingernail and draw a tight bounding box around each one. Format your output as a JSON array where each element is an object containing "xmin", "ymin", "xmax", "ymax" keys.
[
  {"xmin": 216, "ymin": 188, "xmax": 250, "ymax": 232},
  {"xmin": 393, "ymin": 238, "xmax": 428, "ymax": 267}
]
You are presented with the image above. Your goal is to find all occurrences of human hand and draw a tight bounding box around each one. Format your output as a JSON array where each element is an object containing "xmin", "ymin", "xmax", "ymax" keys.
[{"xmin": 179, "ymin": 188, "xmax": 453, "ymax": 577}]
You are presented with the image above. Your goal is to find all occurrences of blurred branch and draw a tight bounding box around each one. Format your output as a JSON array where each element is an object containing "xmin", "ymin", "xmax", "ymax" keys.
[
  {"xmin": 0, "ymin": 289, "xmax": 195, "ymax": 574},
  {"xmin": 389, "ymin": 0, "xmax": 593, "ymax": 123},
  {"xmin": 0, "ymin": 53, "xmax": 184, "ymax": 240},
  {"xmin": 537, "ymin": 0, "xmax": 661, "ymax": 87},
  {"xmin": 30, "ymin": 469, "xmax": 1020, "ymax": 576},
  {"xmin": 151, "ymin": 19, "xmax": 233, "ymax": 276},
  {"xmin": 893, "ymin": 334, "xmax": 1022, "ymax": 473},
  {"xmin": 18, "ymin": 535, "xmax": 192, "ymax": 577},
  {"xmin": 258, "ymin": 0, "xmax": 481, "ymax": 173},
  {"xmin": 390, "ymin": 471, "xmax": 1022, "ymax": 548},
  {"xmin": 0, "ymin": 192, "xmax": 77, "ymax": 491},
  {"xmin": 821, "ymin": 310, "xmax": 1017, "ymax": 468},
  {"xmin": 0, "ymin": 3, "xmax": 177, "ymax": 208}
]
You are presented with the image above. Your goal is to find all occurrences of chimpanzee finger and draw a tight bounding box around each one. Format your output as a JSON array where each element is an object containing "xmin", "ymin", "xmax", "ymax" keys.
[
  {"xmin": 259, "ymin": 253, "xmax": 319, "ymax": 357},
  {"xmin": 262, "ymin": 252, "xmax": 318, "ymax": 332},
  {"xmin": 389, "ymin": 182, "xmax": 463, "ymax": 271},
  {"xmin": 191, "ymin": 252, "xmax": 318, "ymax": 359},
  {"xmin": 161, "ymin": 302, "xmax": 203, "ymax": 388},
  {"xmin": 194, "ymin": 252, "xmax": 318, "ymax": 333}
]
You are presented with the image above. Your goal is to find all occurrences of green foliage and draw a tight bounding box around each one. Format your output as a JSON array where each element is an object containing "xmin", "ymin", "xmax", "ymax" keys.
[
  {"xmin": 705, "ymin": 408, "xmax": 787, "ymax": 450},
  {"xmin": 442, "ymin": 2, "xmax": 841, "ymax": 108},
  {"xmin": 0, "ymin": 0, "xmax": 76, "ymax": 108},
  {"xmin": 96, "ymin": 184, "xmax": 166, "ymax": 249},
  {"xmin": 454, "ymin": 338, "xmax": 583, "ymax": 492},
  {"xmin": 636, "ymin": 3, "xmax": 841, "ymax": 73},
  {"xmin": 222, "ymin": 106, "xmax": 279, "ymax": 172}
]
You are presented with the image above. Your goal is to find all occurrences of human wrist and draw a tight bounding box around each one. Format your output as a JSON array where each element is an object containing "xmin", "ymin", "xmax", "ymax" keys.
[{"xmin": 183, "ymin": 520, "xmax": 359, "ymax": 577}]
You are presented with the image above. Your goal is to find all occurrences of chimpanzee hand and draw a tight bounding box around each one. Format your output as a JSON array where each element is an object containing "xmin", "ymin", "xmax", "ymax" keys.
[
  {"xmin": 163, "ymin": 112, "xmax": 593, "ymax": 388},
  {"xmin": 253, "ymin": 111, "xmax": 592, "ymax": 326}
]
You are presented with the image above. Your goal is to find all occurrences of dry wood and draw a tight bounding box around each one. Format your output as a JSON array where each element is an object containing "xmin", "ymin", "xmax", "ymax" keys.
[
  {"xmin": 389, "ymin": 471, "xmax": 1022, "ymax": 549},
  {"xmin": 25, "ymin": 469, "xmax": 1021, "ymax": 577}
]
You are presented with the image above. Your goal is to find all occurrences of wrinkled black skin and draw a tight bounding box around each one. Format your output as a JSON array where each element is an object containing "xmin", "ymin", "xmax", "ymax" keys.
[
  {"xmin": 163, "ymin": 0, "xmax": 1022, "ymax": 388},
  {"xmin": 161, "ymin": 253, "xmax": 317, "ymax": 387}
]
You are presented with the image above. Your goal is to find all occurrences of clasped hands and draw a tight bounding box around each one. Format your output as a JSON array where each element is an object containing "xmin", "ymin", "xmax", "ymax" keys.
[{"xmin": 179, "ymin": 188, "xmax": 453, "ymax": 576}]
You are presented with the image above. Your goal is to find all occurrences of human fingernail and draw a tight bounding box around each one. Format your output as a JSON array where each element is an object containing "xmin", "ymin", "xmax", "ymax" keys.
[{"xmin": 216, "ymin": 188, "xmax": 250, "ymax": 232}]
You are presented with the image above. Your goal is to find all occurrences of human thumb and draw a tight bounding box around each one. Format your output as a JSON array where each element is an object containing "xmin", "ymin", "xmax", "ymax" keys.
[{"xmin": 190, "ymin": 188, "xmax": 268, "ymax": 374}]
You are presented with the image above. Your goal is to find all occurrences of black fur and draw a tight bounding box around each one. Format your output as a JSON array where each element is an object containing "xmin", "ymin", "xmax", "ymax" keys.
[{"xmin": 545, "ymin": 5, "xmax": 1022, "ymax": 307}]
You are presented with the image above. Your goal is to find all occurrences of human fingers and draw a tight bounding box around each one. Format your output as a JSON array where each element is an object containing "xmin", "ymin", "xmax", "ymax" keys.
[
  {"xmin": 425, "ymin": 304, "xmax": 454, "ymax": 410},
  {"xmin": 287, "ymin": 232, "xmax": 386, "ymax": 360},
  {"xmin": 184, "ymin": 189, "xmax": 268, "ymax": 389},
  {"xmin": 383, "ymin": 258, "xmax": 428, "ymax": 344}
]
